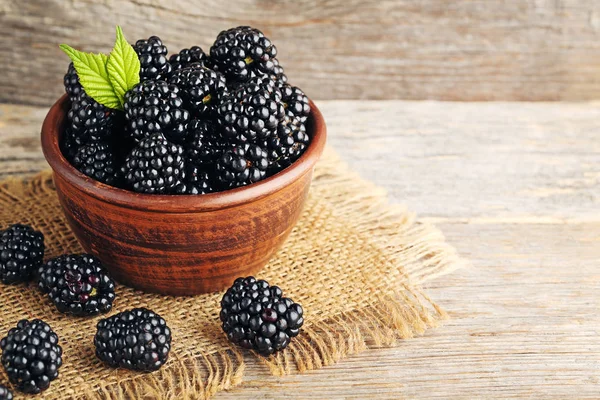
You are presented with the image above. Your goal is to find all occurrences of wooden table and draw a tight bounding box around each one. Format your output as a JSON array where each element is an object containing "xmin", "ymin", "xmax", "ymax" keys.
[{"xmin": 1, "ymin": 101, "xmax": 598, "ymax": 398}]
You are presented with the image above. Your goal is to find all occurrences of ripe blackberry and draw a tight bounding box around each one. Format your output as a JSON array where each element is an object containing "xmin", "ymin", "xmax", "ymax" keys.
[
  {"xmin": 0, "ymin": 384, "xmax": 12, "ymax": 400},
  {"xmin": 186, "ymin": 120, "xmax": 226, "ymax": 167},
  {"xmin": 169, "ymin": 46, "xmax": 209, "ymax": 71},
  {"xmin": 216, "ymin": 144, "xmax": 269, "ymax": 188},
  {"xmin": 0, "ymin": 319, "xmax": 62, "ymax": 394},
  {"xmin": 122, "ymin": 133, "xmax": 186, "ymax": 194},
  {"xmin": 63, "ymin": 62, "xmax": 83, "ymax": 102},
  {"xmin": 37, "ymin": 254, "xmax": 116, "ymax": 317},
  {"xmin": 0, "ymin": 224, "xmax": 44, "ymax": 285},
  {"xmin": 174, "ymin": 166, "xmax": 215, "ymax": 195},
  {"xmin": 94, "ymin": 308, "xmax": 172, "ymax": 372},
  {"xmin": 168, "ymin": 66, "xmax": 227, "ymax": 118},
  {"xmin": 124, "ymin": 80, "xmax": 190, "ymax": 144},
  {"xmin": 133, "ymin": 36, "xmax": 173, "ymax": 81},
  {"xmin": 280, "ymin": 84, "xmax": 310, "ymax": 121},
  {"xmin": 220, "ymin": 277, "xmax": 304, "ymax": 356},
  {"xmin": 217, "ymin": 80, "xmax": 284, "ymax": 143},
  {"xmin": 210, "ymin": 26, "xmax": 278, "ymax": 82},
  {"xmin": 72, "ymin": 141, "xmax": 118, "ymax": 186},
  {"xmin": 264, "ymin": 116, "xmax": 309, "ymax": 171},
  {"xmin": 68, "ymin": 93, "xmax": 115, "ymax": 142},
  {"xmin": 61, "ymin": 127, "xmax": 86, "ymax": 162}
]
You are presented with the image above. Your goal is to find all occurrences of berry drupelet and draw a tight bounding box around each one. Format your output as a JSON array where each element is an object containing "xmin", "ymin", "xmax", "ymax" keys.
[
  {"xmin": 68, "ymin": 93, "xmax": 116, "ymax": 142},
  {"xmin": 168, "ymin": 66, "xmax": 227, "ymax": 118},
  {"xmin": 220, "ymin": 277, "xmax": 304, "ymax": 356},
  {"xmin": 216, "ymin": 144, "xmax": 269, "ymax": 188},
  {"xmin": 72, "ymin": 141, "xmax": 118, "ymax": 186},
  {"xmin": 121, "ymin": 133, "xmax": 186, "ymax": 194},
  {"xmin": 37, "ymin": 254, "xmax": 116, "ymax": 317},
  {"xmin": 0, "ymin": 384, "xmax": 12, "ymax": 400},
  {"xmin": 169, "ymin": 46, "xmax": 209, "ymax": 71},
  {"xmin": 217, "ymin": 80, "xmax": 285, "ymax": 143},
  {"xmin": 63, "ymin": 62, "xmax": 83, "ymax": 102},
  {"xmin": 0, "ymin": 224, "xmax": 44, "ymax": 285},
  {"xmin": 94, "ymin": 308, "xmax": 172, "ymax": 372},
  {"xmin": 210, "ymin": 26, "xmax": 278, "ymax": 83},
  {"xmin": 133, "ymin": 36, "xmax": 173, "ymax": 81},
  {"xmin": 123, "ymin": 80, "xmax": 190, "ymax": 144},
  {"xmin": 0, "ymin": 319, "xmax": 62, "ymax": 394}
]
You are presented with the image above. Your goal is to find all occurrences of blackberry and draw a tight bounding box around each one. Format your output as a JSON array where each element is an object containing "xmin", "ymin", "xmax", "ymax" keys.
[
  {"xmin": 72, "ymin": 141, "xmax": 118, "ymax": 186},
  {"xmin": 0, "ymin": 224, "xmax": 44, "ymax": 285},
  {"xmin": 0, "ymin": 319, "xmax": 62, "ymax": 394},
  {"xmin": 67, "ymin": 93, "xmax": 115, "ymax": 142},
  {"xmin": 133, "ymin": 36, "xmax": 173, "ymax": 81},
  {"xmin": 220, "ymin": 277, "xmax": 304, "ymax": 356},
  {"xmin": 61, "ymin": 127, "xmax": 86, "ymax": 162},
  {"xmin": 0, "ymin": 385, "xmax": 12, "ymax": 400},
  {"xmin": 216, "ymin": 144, "xmax": 269, "ymax": 188},
  {"xmin": 124, "ymin": 80, "xmax": 190, "ymax": 144},
  {"xmin": 122, "ymin": 133, "xmax": 186, "ymax": 194},
  {"xmin": 94, "ymin": 308, "xmax": 172, "ymax": 372},
  {"xmin": 186, "ymin": 120, "xmax": 226, "ymax": 168},
  {"xmin": 169, "ymin": 46, "xmax": 209, "ymax": 71},
  {"xmin": 174, "ymin": 166, "xmax": 215, "ymax": 195},
  {"xmin": 280, "ymin": 84, "xmax": 310, "ymax": 121},
  {"xmin": 264, "ymin": 116, "xmax": 309, "ymax": 171},
  {"xmin": 217, "ymin": 80, "xmax": 284, "ymax": 143},
  {"xmin": 37, "ymin": 254, "xmax": 116, "ymax": 317},
  {"xmin": 168, "ymin": 66, "xmax": 227, "ymax": 118},
  {"xmin": 210, "ymin": 26, "xmax": 278, "ymax": 82},
  {"xmin": 63, "ymin": 62, "xmax": 83, "ymax": 102}
]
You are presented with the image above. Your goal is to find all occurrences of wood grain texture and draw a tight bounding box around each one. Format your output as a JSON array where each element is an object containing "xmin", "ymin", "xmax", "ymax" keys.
[
  {"xmin": 3, "ymin": 0, "xmax": 600, "ymax": 105},
  {"xmin": 1, "ymin": 101, "xmax": 599, "ymax": 397}
]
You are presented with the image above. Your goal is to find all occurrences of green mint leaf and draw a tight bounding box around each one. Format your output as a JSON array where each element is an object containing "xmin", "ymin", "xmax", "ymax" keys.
[
  {"xmin": 107, "ymin": 26, "xmax": 140, "ymax": 107},
  {"xmin": 59, "ymin": 44, "xmax": 122, "ymax": 110}
]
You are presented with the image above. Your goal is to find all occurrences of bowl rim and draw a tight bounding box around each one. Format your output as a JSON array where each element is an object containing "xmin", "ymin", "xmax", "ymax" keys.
[{"xmin": 41, "ymin": 94, "xmax": 327, "ymax": 212}]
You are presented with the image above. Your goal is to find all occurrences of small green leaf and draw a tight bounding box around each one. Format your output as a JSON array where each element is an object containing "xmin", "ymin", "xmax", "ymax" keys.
[
  {"xmin": 107, "ymin": 26, "xmax": 140, "ymax": 107},
  {"xmin": 59, "ymin": 44, "xmax": 122, "ymax": 110}
]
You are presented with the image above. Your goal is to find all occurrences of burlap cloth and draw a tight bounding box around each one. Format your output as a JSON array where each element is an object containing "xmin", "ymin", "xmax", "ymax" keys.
[{"xmin": 0, "ymin": 147, "xmax": 465, "ymax": 399}]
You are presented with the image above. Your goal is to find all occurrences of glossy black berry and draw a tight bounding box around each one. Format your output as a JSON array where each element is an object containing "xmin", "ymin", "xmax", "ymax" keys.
[
  {"xmin": 94, "ymin": 308, "xmax": 172, "ymax": 372},
  {"xmin": 63, "ymin": 62, "xmax": 83, "ymax": 102},
  {"xmin": 186, "ymin": 120, "xmax": 226, "ymax": 168},
  {"xmin": 217, "ymin": 80, "xmax": 285, "ymax": 143},
  {"xmin": 264, "ymin": 116, "xmax": 309, "ymax": 172},
  {"xmin": 122, "ymin": 133, "xmax": 186, "ymax": 194},
  {"xmin": 133, "ymin": 36, "xmax": 173, "ymax": 81},
  {"xmin": 67, "ymin": 93, "xmax": 116, "ymax": 142},
  {"xmin": 210, "ymin": 26, "xmax": 278, "ymax": 83},
  {"xmin": 0, "ymin": 224, "xmax": 44, "ymax": 285},
  {"xmin": 168, "ymin": 66, "xmax": 227, "ymax": 118},
  {"xmin": 0, "ymin": 384, "xmax": 12, "ymax": 400},
  {"xmin": 280, "ymin": 84, "xmax": 310, "ymax": 121},
  {"xmin": 61, "ymin": 127, "xmax": 86, "ymax": 162},
  {"xmin": 169, "ymin": 46, "xmax": 209, "ymax": 71},
  {"xmin": 124, "ymin": 80, "xmax": 191, "ymax": 144},
  {"xmin": 220, "ymin": 277, "xmax": 304, "ymax": 356},
  {"xmin": 0, "ymin": 319, "xmax": 62, "ymax": 394},
  {"xmin": 37, "ymin": 254, "xmax": 116, "ymax": 317},
  {"xmin": 216, "ymin": 144, "xmax": 269, "ymax": 188},
  {"xmin": 72, "ymin": 141, "xmax": 118, "ymax": 186},
  {"xmin": 174, "ymin": 166, "xmax": 215, "ymax": 195}
]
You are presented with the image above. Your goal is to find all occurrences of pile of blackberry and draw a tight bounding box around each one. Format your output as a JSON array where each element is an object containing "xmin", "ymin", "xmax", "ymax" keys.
[{"xmin": 61, "ymin": 26, "xmax": 311, "ymax": 194}]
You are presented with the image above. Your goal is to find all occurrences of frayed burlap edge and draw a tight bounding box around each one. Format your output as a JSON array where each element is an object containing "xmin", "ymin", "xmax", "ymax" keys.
[{"xmin": 0, "ymin": 146, "xmax": 466, "ymax": 399}]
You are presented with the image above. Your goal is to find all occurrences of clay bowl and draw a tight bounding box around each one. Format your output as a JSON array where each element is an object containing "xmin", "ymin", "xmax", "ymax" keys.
[{"xmin": 41, "ymin": 95, "xmax": 326, "ymax": 296}]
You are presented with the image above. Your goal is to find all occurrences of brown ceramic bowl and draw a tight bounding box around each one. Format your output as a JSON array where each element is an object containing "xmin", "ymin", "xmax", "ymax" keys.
[{"xmin": 41, "ymin": 95, "xmax": 326, "ymax": 295}]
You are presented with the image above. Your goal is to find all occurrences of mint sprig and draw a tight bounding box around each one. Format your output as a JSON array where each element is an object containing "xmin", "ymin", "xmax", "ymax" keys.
[{"xmin": 60, "ymin": 26, "xmax": 140, "ymax": 111}]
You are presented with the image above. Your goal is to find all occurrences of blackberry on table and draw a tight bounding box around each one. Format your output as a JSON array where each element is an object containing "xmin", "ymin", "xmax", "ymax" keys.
[
  {"xmin": 94, "ymin": 308, "xmax": 172, "ymax": 372},
  {"xmin": 216, "ymin": 144, "xmax": 269, "ymax": 188},
  {"xmin": 0, "ymin": 319, "xmax": 62, "ymax": 394},
  {"xmin": 124, "ymin": 80, "xmax": 190, "ymax": 144},
  {"xmin": 186, "ymin": 120, "xmax": 226, "ymax": 168},
  {"xmin": 217, "ymin": 80, "xmax": 285, "ymax": 143},
  {"xmin": 68, "ymin": 93, "xmax": 116, "ymax": 142},
  {"xmin": 63, "ymin": 62, "xmax": 83, "ymax": 102},
  {"xmin": 0, "ymin": 384, "xmax": 12, "ymax": 400},
  {"xmin": 37, "ymin": 254, "xmax": 116, "ymax": 317},
  {"xmin": 133, "ymin": 36, "xmax": 173, "ymax": 81},
  {"xmin": 169, "ymin": 46, "xmax": 209, "ymax": 71},
  {"xmin": 72, "ymin": 141, "xmax": 118, "ymax": 186},
  {"xmin": 0, "ymin": 224, "xmax": 44, "ymax": 285},
  {"xmin": 280, "ymin": 84, "xmax": 310, "ymax": 121},
  {"xmin": 264, "ymin": 115, "xmax": 309, "ymax": 171},
  {"xmin": 210, "ymin": 26, "xmax": 278, "ymax": 83},
  {"xmin": 168, "ymin": 66, "xmax": 227, "ymax": 118},
  {"xmin": 122, "ymin": 133, "xmax": 186, "ymax": 194},
  {"xmin": 220, "ymin": 277, "xmax": 304, "ymax": 357}
]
